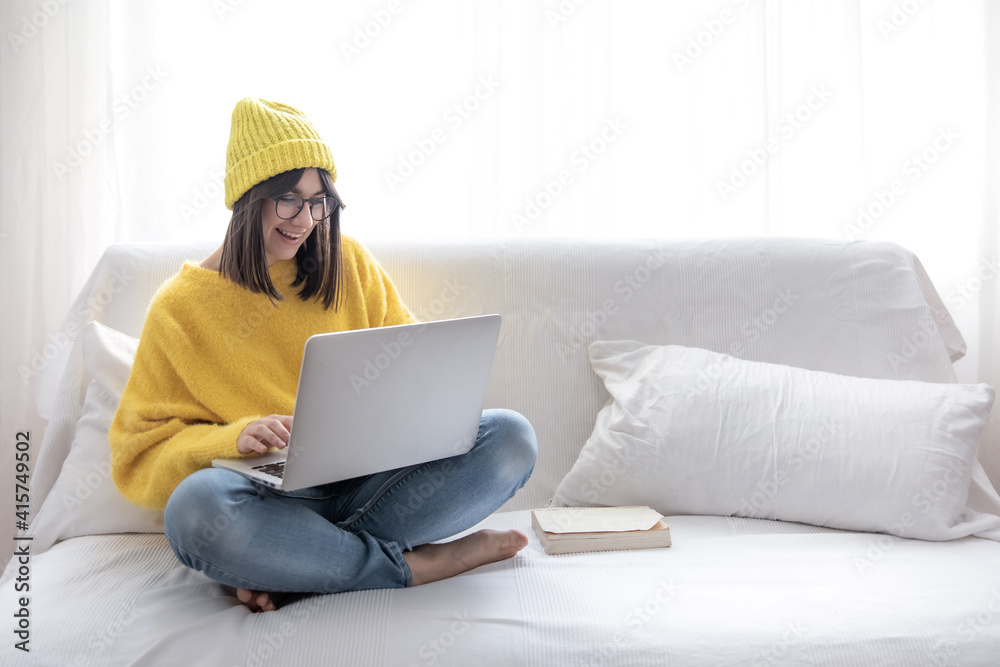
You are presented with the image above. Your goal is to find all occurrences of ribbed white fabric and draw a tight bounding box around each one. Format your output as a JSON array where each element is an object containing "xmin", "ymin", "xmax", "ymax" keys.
[{"xmin": 5, "ymin": 511, "xmax": 1000, "ymax": 666}]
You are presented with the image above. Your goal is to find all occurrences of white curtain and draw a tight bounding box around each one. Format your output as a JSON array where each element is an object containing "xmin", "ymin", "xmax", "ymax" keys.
[{"xmin": 1, "ymin": 0, "xmax": 998, "ymax": 554}]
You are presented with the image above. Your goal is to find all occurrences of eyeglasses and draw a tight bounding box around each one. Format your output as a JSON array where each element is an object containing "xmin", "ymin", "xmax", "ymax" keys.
[{"xmin": 273, "ymin": 194, "xmax": 340, "ymax": 221}]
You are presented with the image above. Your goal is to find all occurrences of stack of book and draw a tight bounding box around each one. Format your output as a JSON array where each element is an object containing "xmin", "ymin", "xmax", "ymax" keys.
[{"xmin": 530, "ymin": 505, "xmax": 672, "ymax": 555}]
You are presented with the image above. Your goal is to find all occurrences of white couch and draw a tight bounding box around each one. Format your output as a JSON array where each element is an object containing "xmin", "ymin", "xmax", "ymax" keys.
[{"xmin": 4, "ymin": 236, "xmax": 1000, "ymax": 666}]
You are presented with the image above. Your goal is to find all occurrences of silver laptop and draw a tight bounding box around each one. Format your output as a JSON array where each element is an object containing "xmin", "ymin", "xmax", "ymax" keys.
[{"xmin": 212, "ymin": 314, "xmax": 501, "ymax": 491}]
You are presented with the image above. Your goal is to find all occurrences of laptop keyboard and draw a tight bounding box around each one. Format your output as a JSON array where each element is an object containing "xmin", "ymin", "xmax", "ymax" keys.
[{"xmin": 251, "ymin": 460, "xmax": 286, "ymax": 479}]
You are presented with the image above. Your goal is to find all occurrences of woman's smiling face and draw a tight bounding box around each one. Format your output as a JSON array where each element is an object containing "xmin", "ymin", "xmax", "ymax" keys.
[{"xmin": 261, "ymin": 167, "xmax": 324, "ymax": 267}]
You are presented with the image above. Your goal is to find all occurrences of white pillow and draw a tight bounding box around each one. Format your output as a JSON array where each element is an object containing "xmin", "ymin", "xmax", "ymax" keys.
[
  {"xmin": 28, "ymin": 322, "xmax": 163, "ymax": 552},
  {"xmin": 553, "ymin": 340, "xmax": 1000, "ymax": 541}
]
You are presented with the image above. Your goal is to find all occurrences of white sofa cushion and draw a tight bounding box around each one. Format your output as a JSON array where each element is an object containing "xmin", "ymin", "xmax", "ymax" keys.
[
  {"xmin": 553, "ymin": 340, "xmax": 1000, "ymax": 540},
  {"xmin": 28, "ymin": 322, "xmax": 162, "ymax": 552}
]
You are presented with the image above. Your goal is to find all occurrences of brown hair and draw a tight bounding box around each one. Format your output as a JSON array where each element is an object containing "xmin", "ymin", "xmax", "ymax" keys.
[{"xmin": 219, "ymin": 167, "xmax": 345, "ymax": 310}]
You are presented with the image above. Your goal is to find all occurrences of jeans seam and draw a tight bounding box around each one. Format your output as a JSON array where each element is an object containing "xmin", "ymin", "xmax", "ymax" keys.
[
  {"xmin": 340, "ymin": 423, "xmax": 491, "ymax": 531},
  {"xmin": 344, "ymin": 453, "xmax": 535, "ymax": 539},
  {"xmin": 338, "ymin": 464, "xmax": 428, "ymax": 533},
  {"xmin": 383, "ymin": 538, "xmax": 413, "ymax": 587}
]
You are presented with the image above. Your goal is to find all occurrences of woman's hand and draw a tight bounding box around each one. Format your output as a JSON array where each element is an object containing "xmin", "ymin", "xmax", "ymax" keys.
[{"xmin": 237, "ymin": 415, "xmax": 293, "ymax": 454}]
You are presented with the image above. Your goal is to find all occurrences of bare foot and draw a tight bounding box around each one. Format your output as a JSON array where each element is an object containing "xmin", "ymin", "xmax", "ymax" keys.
[
  {"xmin": 236, "ymin": 587, "xmax": 278, "ymax": 612},
  {"xmin": 403, "ymin": 529, "xmax": 528, "ymax": 586}
]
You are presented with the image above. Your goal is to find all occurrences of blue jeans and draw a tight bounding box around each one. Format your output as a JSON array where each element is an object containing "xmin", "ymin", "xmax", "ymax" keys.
[{"xmin": 162, "ymin": 409, "xmax": 537, "ymax": 594}]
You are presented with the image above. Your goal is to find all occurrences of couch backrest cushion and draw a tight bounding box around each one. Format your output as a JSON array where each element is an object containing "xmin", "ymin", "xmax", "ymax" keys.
[{"xmin": 33, "ymin": 237, "xmax": 963, "ymax": 513}]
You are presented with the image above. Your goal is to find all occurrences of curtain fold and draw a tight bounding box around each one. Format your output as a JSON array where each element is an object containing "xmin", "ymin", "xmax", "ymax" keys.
[
  {"xmin": 1, "ymin": 1, "xmax": 998, "ymax": 564},
  {"xmin": 976, "ymin": 0, "xmax": 1000, "ymax": 494}
]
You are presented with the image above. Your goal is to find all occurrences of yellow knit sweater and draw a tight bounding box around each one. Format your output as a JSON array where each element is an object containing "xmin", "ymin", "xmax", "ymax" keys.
[{"xmin": 108, "ymin": 234, "xmax": 418, "ymax": 511}]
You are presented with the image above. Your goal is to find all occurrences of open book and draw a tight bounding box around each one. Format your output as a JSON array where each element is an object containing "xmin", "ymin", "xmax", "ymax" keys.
[{"xmin": 531, "ymin": 505, "xmax": 672, "ymax": 555}]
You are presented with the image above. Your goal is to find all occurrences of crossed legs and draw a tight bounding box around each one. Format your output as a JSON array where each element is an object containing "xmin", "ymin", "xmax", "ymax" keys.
[{"xmin": 163, "ymin": 409, "xmax": 537, "ymax": 610}]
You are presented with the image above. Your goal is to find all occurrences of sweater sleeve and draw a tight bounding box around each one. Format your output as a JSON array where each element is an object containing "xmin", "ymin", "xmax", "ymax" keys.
[{"xmin": 108, "ymin": 304, "xmax": 263, "ymax": 512}]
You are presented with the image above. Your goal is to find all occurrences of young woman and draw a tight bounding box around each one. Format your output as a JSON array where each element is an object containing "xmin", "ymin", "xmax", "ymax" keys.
[{"xmin": 108, "ymin": 97, "xmax": 537, "ymax": 613}]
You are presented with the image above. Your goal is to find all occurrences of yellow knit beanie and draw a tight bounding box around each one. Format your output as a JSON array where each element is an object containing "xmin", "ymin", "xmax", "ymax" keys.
[{"xmin": 224, "ymin": 97, "xmax": 338, "ymax": 210}]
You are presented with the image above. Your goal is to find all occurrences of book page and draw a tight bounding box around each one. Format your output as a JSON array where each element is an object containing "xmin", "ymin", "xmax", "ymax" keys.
[{"xmin": 534, "ymin": 506, "xmax": 663, "ymax": 533}]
